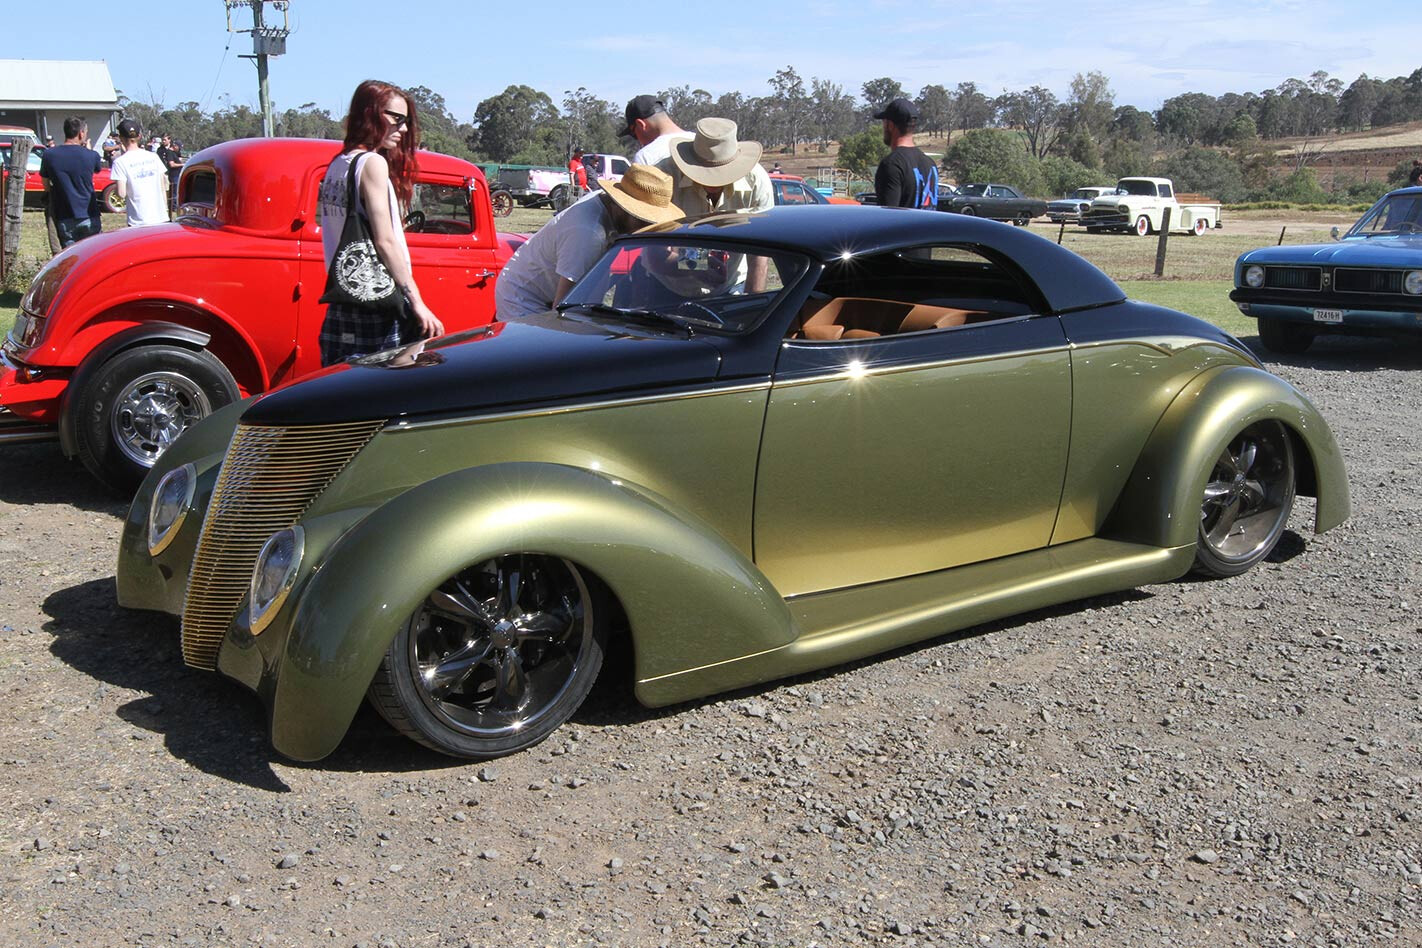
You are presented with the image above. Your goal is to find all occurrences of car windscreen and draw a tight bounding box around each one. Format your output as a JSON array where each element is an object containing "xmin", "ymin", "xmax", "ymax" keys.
[
  {"xmin": 1119, "ymin": 180, "xmax": 1157, "ymax": 196},
  {"xmin": 559, "ymin": 239, "xmax": 813, "ymax": 335},
  {"xmin": 957, "ymin": 184, "xmax": 987, "ymax": 196},
  {"xmin": 1347, "ymin": 194, "xmax": 1422, "ymax": 237}
]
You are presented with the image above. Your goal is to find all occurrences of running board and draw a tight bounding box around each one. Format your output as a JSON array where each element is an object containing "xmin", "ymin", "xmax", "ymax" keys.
[
  {"xmin": 636, "ymin": 538, "xmax": 1194, "ymax": 706},
  {"xmin": 0, "ymin": 409, "xmax": 58, "ymax": 445}
]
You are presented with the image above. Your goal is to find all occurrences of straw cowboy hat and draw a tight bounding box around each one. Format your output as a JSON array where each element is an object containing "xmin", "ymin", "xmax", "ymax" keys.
[
  {"xmin": 671, "ymin": 118, "xmax": 764, "ymax": 188},
  {"xmin": 598, "ymin": 164, "xmax": 685, "ymax": 225}
]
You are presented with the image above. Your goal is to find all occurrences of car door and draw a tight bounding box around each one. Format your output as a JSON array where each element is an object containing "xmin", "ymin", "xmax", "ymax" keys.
[
  {"xmin": 753, "ymin": 245, "xmax": 1072, "ymax": 597},
  {"xmin": 402, "ymin": 172, "xmax": 501, "ymax": 331},
  {"xmin": 775, "ymin": 180, "xmax": 815, "ymax": 206}
]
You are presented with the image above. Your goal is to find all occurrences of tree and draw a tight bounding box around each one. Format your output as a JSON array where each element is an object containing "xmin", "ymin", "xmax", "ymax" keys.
[
  {"xmin": 944, "ymin": 128, "xmax": 1044, "ymax": 194},
  {"xmin": 996, "ymin": 86, "xmax": 1062, "ymax": 159},
  {"xmin": 808, "ymin": 78, "xmax": 857, "ymax": 151},
  {"xmin": 915, "ymin": 84, "xmax": 951, "ymax": 140},
  {"xmin": 471, "ymin": 85, "xmax": 558, "ymax": 162},
  {"xmin": 1156, "ymin": 92, "xmax": 1220, "ymax": 145},
  {"xmin": 275, "ymin": 103, "xmax": 341, "ymax": 141},
  {"xmin": 954, "ymin": 82, "xmax": 995, "ymax": 132},
  {"xmin": 837, "ymin": 129, "xmax": 889, "ymax": 176},
  {"xmin": 658, "ymin": 86, "xmax": 714, "ymax": 128},
  {"xmin": 1039, "ymin": 155, "xmax": 1098, "ymax": 196},
  {"xmin": 1161, "ymin": 146, "xmax": 1247, "ymax": 204},
  {"xmin": 768, "ymin": 66, "xmax": 808, "ymax": 154},
  {"xmin": 562, "ymin": 86, "xmax": 617, "ymax": 157},
  {"xmin": 1065, "ymin": 71, "xmax": 1114, "ymax": 142},
  {"xmin": 1336, "ymin": 75, "xmax": 1378, "ymax": 132},
  {"xmin": 861, "ymin": 78, "xmax": 906, "ymax": 117}
]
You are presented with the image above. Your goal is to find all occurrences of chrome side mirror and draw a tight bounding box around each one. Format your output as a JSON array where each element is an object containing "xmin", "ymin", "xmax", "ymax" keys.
[{"xmin": 1330, "ymin": 226, "xmax": 1340, "ymax": 240}]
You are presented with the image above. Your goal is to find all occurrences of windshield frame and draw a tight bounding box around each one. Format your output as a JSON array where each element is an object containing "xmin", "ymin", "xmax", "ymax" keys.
[
  {"xmin": 1344, "ymin": 192, "xmax": 1422, "ymax": 239},
  {"xmin": 557, "ymin": 236, "xmax": 817, "ymax": 337}
]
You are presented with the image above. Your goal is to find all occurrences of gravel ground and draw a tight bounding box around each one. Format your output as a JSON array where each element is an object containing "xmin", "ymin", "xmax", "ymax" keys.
[{"xmin": 0, "ymin": 334, "xmax": 1417, "ymax": 948}]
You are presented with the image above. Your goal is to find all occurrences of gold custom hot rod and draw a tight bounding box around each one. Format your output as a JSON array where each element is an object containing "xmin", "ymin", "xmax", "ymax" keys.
[{"xmin": 116, "ymin": 206, "xmax": 1349, "ymax": 762}]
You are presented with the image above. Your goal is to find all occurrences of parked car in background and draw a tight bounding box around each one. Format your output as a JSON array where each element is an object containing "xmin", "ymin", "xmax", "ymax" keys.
[
  {"xmin": 940, "ymin": 183, "xmax": 1047, "ymax": 224},
  {"xmin": 1047, "ymin": 186, "xmax": 1119, "ymax": 223},
  {"xmin": 1, "ymin": 141, "xmax": 121, "ymax": 212},
  {"xmin": 769, "ymin": 173, "xmax": 858, "ymax": 206},
  {"xmin": 494, "ymin": 153, "xmax": 629, "ymax": 212},
  {"xmin": 116, "ymin": 205, "xmax": 1348, "ymax": 764},
  {"xmin": 1081, "ymin": 177, "xmax": 1221, "ymax": 236},
  {"xmin": 1230, "ymin": 186, "xmax": 1422, "ymax": 353},
  {"xmin": 1, "ymin": 138, "xmax": 523, "ymax": 491}
]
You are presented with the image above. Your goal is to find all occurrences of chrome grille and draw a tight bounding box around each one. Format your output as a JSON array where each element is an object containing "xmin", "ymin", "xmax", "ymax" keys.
[
  {"xmin": 1263, "ymin": 266, "xmax": 1322, "ymax": 291},
  {"xmin": 180, "ymin": 419, "xmax": 385, "ymax": 669},
  {"xmin": 1335, "ymin": 267, "xmax": 1403, "ymax": 294}
]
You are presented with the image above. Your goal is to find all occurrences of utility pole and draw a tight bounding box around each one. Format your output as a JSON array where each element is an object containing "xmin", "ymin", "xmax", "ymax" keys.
[{"xmin": 225, "ymin": 1, "xmax": 291, "ymax": 137}]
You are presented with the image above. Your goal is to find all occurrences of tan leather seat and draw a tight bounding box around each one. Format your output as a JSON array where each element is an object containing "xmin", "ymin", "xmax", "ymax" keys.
[{"xmin": 898, "ymin": 304, "xmax": 982, "ymax": 333}]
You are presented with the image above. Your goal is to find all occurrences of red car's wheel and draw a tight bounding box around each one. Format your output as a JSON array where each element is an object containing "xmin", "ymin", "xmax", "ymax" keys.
[{"xmin": 102, "ymin": 182, "xmax": 124, "ymax": 214}]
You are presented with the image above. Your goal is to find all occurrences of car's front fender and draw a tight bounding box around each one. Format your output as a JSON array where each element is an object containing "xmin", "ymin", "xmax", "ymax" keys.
[
  {"xmin": 268, "ymin": 462, "xmax": 793, "ymax": 761},
  {"xmin": 1103, "ymin": 364, "xmax": 1349, "ymax": 550}
]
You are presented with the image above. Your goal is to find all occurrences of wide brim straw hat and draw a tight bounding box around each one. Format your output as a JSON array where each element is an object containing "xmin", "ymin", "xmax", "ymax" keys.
[
  {"xmin": 598, "ymin": 164, "xmax": 684, "ymax": 225},
  {"xmin": 671, "ymin": 117, "xmax": 763, "ymax": 188}
]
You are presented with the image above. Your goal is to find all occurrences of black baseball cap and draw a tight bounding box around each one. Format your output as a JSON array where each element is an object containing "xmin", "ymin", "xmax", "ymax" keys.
[
  {"xmin": 618, "ymin": 95, "xmax": 666, "ymax": 138},
  {"xmin": 117, "ymin": 118, "xmax": 142, "ymax": 139},
  {"xmin": 872, "ymin": 97, "xmax": 919, "ymax": 128}
]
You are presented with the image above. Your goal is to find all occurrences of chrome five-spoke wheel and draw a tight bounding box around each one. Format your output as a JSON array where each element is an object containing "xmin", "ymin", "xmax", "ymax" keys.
[
  {"xmin": 1193, "ymin": 421, "xmax": 1296, "ymax": 577},
  {"xmin": 369, "ymin": 554, "xmax": 606, "ymax": 758}
]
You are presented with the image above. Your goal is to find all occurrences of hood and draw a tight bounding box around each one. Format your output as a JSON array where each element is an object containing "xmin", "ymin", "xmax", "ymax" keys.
[
  {"xmin": 1239, "ymin": 236, "xmax": 1422, "ymax": 266},
  {"xmin": 242, "ymin": 315, "xmax": 726, "ymax": 427}
]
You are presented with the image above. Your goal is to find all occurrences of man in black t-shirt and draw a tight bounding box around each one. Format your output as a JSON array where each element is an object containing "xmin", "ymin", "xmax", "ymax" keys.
[
  {"xmin": 39, "ymin": 116, "xmax": 102, "ymax": 247},
  {"xmin": 872, "ymin": 97, "xmax": 938, "ymax": 210}
]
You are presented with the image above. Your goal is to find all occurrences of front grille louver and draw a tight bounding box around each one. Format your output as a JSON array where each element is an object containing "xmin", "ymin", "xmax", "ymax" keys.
[
  {"xmin": 180, "ymin": 419, "xmax": 386, "ymax": 670},
  {"xmin": 1334, "ymin": 267, "xmax": 1404, "ymax": 294},
  {"xmin": 1263, "ymin": 266, "xmax": 1321, "ymax": 291}
]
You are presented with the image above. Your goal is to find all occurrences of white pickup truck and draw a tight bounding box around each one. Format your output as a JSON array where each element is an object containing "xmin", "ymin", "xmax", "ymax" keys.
[
  {"xmin": 495, "ymin": 153, "xmax": 630, "ymax": 211},
  {"xmin": 1081, "ymin": 177, "xmax": 1222, "ymax": 236}
]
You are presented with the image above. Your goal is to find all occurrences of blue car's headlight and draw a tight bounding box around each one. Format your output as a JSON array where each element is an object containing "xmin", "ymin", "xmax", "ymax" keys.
[
  {"xmin": 250, "ymin": 527, "xmax": 304, "ymax": 635},
  {"xmin": 1243, "ymin": 265, "xmax": 1265, "ymax": 289},
  {"xmin": 147, "ymin": 463, "xmax": 195, "ymax": 555},
  {"xmin": 1405, "ymin": 270, "xmax": 1422, "ymax": 295}
]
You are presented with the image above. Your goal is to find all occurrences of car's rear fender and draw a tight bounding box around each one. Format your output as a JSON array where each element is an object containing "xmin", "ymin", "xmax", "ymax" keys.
[
  {"xmin": 1101, "ymin": 364, "xmax": 1349, "ymax": 550},
  {"xmin": 266, "ymin": 462, "xmax": 793, "ymax": 761}
]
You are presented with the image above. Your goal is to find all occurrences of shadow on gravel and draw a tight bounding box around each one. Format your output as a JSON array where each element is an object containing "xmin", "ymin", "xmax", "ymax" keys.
[
  {"xmin": 43, "ymin": 577, "xmax": 294, "ymax": 792},
  {"xmin": 1245, "ymin": 333, "xmax": 1422, "ymax": 372},
  {"xmin": 570, "ymin": 587, "xmax": 1157, "ymax": 729},
  {"xmin": 0, "ymin": 442, "xmax": 127, "ymax": 513}
]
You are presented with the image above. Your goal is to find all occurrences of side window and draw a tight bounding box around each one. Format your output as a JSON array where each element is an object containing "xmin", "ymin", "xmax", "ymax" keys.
[
  {"xmin": 1159, "ymin": 183, "xmax": 1173, "ymax": 198},
  {"xmin": 405, "ymin": 181, "xmax": 473, "ymax": 235},
  {"xmin": 792, "ymin": 245, "xmax": 1044, "ymax": 340},
  {"xmin": 781, "ymin": 182, "xmax": 811, "ymax": 205},
  {"xmin": 609, "ymin": 156, "xmax": 629, "ymax": 177}
]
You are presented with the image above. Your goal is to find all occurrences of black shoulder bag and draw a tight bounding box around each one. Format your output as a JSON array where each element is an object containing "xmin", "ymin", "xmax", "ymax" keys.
[{"xmin": 318, "ymin": 155, "xmax": 406, "ymax": 316}]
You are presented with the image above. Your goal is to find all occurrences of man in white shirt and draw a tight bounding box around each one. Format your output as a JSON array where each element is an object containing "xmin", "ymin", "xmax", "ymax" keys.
[
  {"xmin": 495, "ymin": 164, "xmax": 683, "ymax": 319},
  {"xmin": 109, "ymin": 119, "xmax": 170, "ymax": 227},
  {"xmin": 620, "ymin": 95, "xmax": 692, "ymax": 168}
]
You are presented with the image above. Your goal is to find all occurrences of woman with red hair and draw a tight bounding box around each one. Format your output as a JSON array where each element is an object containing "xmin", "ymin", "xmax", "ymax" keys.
[{"xmin": 317, "ymin": 79, "xmax": 445, "ymax": 365}]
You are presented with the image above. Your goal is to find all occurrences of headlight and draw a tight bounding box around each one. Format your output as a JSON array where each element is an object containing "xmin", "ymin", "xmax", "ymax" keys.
[
  {"xmin": 147, "ymin": 463, "xmax": 195, "ymax": 555},
  {"xmin": 1117, "ymin": 204, "xmax": 1129, "ymax": 214},
  {"xmin": 250, "ymin": 527, "xmax": 304, "ymax": 635},
  {"xmin": 1244, "ymin": 265, "xmax": 1265, "ymax": 288},
  {"xmin": 1405, "ymin": 270, "xmax": 1422, "ymax": 295}
]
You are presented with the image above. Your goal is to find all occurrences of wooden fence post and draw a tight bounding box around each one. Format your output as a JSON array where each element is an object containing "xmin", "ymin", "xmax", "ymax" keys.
[
  {"xmin": 2, "ymin": 138, "xmax": 32, "ymax": 282},
  {"xmin": 1153, "ymin": 206, "xmax": 1172, "ymax": 277}
]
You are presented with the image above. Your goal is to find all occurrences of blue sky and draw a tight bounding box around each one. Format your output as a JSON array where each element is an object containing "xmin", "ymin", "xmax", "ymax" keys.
[{"xmin": 6, "ymin": 0, "xmax": 1411, "ymax": 121}]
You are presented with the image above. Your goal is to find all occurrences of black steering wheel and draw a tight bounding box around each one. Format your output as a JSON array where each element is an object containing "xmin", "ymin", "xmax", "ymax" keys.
[{"xmin": 404, "ymin": 210, "xmax": 426, "ymax": 232}]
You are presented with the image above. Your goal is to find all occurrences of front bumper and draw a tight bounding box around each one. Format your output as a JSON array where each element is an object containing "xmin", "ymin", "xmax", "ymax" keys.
[
  {"xmin": 0, "ymin": 346, "xmax": 68, "ymax": 425},
  {"xmin": 1230, "ymin": 290, "xmax": 1422, "ymax": 334}
]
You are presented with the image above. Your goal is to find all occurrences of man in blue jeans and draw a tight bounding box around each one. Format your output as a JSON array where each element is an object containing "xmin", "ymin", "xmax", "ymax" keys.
[{"xmin": 39, "ymin": 117, "xmax": 102, "ymax": 247}]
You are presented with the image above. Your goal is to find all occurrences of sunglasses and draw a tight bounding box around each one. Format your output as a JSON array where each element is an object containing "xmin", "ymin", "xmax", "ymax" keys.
[{"xmin": 382, "ymin": 109, "xmax": 410, "ymax": 129}]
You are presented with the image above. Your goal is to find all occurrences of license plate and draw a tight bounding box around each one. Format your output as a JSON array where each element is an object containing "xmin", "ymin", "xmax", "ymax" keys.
[{"xmin": 1312, "ymin": 308, "xmax": 1344, "ymax": 323}]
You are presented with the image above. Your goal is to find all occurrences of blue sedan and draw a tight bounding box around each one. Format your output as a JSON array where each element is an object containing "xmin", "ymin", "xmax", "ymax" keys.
[{"xmin": 1231, "ymin": 187, "xmax": 1422, "ymax": 353}]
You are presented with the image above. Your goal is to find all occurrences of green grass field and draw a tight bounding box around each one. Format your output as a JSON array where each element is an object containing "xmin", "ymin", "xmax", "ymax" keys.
[{"xmin": 2, "ymin": 207, "xmax": 1329, "ymax": 343}]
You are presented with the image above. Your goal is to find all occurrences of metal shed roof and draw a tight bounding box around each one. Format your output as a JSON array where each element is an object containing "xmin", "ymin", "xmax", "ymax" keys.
[{"xmin": 0, "ymin": 59, "xmax": 118, "ymax": 109}]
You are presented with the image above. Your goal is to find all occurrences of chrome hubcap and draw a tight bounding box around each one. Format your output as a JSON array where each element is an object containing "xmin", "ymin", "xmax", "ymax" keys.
[
  {"xmin": 1200, "ymin": 423, "xmax": 1293, "ymax": 563},
  {"xmin": 409, "ymin": 555, "xmax": 588, "ymax": 738},
  {"xmin": 112, "ymin": 372, "xmax": 212, "ymax": 467}
]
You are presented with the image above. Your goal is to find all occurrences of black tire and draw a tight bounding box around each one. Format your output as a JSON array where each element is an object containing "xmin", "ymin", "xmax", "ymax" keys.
[
  {"xmin": 101, "ymin": 182, "xmax": 123, "ymax": 214},
  {"xmin": 368, "ymin": 554, "xmax": 607, "ymax": 759},
  {"xmin": 959, "ymin": 205, "xmax": 977, "ymax": 216},
  {"xmin": 1193, "ymin": 421, "xmax": 1296, "ymax": 577},
  {"xmin": 1134, "ymin": 214, "xmax": 1151, "ymax": 237},
  {"xmin": 1012, "ymin": 215, "xmax": 1028, "ymax": 226},
  {"xmin": 548, "ymin": 185, "xmax": 570, "ymax": 212},
  {"xmin": 490, "ymin": 189, "xmax": 514, "ymax": 218},
  {"xmin": 1257, "ymin": 317, "xmax": 1315, "ymax": 355},
  {"xmin": 72, "ymin": 345, "xmax": 240, "ymax": 493}
]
